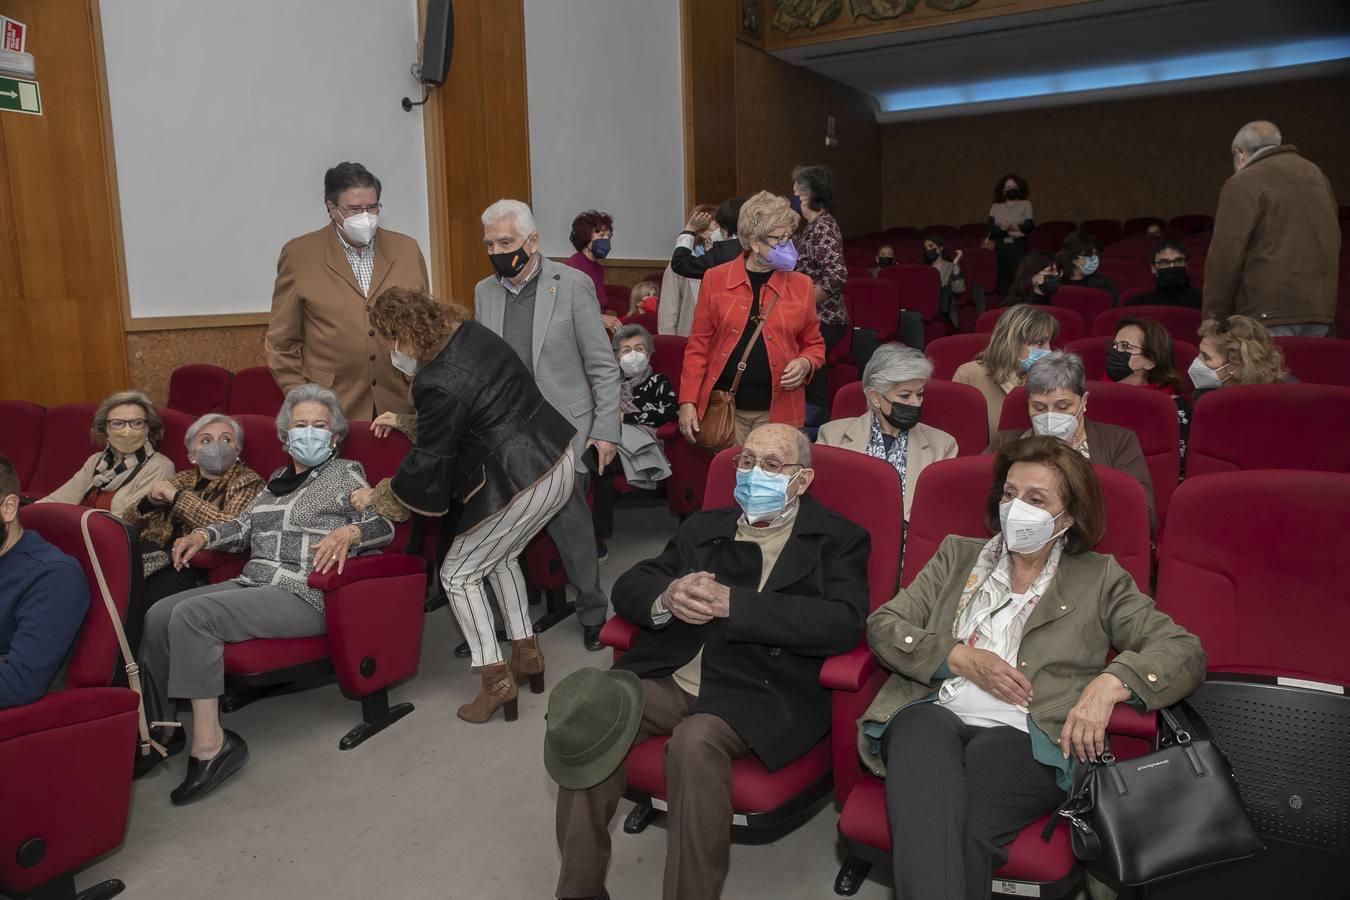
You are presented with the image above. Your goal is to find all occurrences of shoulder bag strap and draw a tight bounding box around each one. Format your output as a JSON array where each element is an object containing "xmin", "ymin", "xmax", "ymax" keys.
[
  {"xmin": 80, "ymin": 509, "xmax": 174, "ymax": 758},
  {"xmin": 727, "ymin": 293, "xmax": 782, "ymax": 397}
]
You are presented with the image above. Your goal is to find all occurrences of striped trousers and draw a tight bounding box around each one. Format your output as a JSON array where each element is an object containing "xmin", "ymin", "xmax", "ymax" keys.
[{"xmin": 440, "ymin": 447, "xmax": 575, "ymax": 667}]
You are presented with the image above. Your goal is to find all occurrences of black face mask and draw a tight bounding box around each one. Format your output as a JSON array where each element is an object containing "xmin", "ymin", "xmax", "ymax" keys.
[
  {"xmin": 489, "ymin": 244, "xmax": 531, "ymax": 279},
  {"xmin": 1105, "ymin": 347, "xmax": 1136, "ymax": 382},
  {"xmin": 876, "ymin": 256, "xmax": 895, "ymax": 268},
  {"xmin": 1038, "ymin": 275, "xmax": 1062, "ymax": 297},
  {"xmin": 1004, "ymin": 189, "xmax": 1024, "ymax": 201},
  {"xmin": 878, "ymin": 396, "xmax": 922, "ymax": 431},
  {"xmin": 1156, "ymin": 267, "xmax": 1190, "ymax": 293},
  {"xmin": 922, "ymin": 249, "xmax": 940, "ymax": 264}
]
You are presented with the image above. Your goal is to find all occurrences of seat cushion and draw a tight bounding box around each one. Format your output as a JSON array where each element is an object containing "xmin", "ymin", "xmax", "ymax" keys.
[
  {"xmin": 838, "ymin": 775, "xmax": 1075, "ymax": 882},
  {"xmin": 625, "ymin": 735, "xmax": 831, "ymax": 815},
  {"xmin": 223, "ymin": 636, "xmax": 330, "ymax": 675}
]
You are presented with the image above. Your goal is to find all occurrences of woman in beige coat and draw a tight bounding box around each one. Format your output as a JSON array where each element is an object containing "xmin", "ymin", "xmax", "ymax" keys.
[
  {"xmin": 38, "ymin": 390, "xmax": 175, "ymax": 517},
  {"xmin": 953, "ymin": 305, "xmax": 1059, "ymax": 440},
  {"xmin": 858, "ymin": 436, "xmax": 1205, "ymax": 900},
  {"xmin": 817, "ymin": 344, "xmax": 957, "ymax": 522}
]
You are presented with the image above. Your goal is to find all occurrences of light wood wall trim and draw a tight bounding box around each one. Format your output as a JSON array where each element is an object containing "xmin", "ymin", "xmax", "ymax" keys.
[
  {"xmin": 416, "ymin": 0, "xmax": 451, "ymax": 299},
  {"xmin": 89, "ymin": 0, "xmax": 131, "ymax": 387},
  {"xmin": 545, "ymin": 256, "xmax": 673, "ymax": 268},
  {"xmin": 125, "ymin": 312, "xmax": 272, "ymax": 332}
]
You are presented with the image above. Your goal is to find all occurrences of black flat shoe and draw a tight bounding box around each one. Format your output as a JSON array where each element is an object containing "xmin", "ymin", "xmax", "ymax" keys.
[
  {"xmin": 170, "ymin": 730, "xmax": 249, "ymax": 805},
  {"xmin": 582, "ymin": 625, "xmax": 604, "ymax": 652},
  {"xmin": 133, "ymin": 726, "xmax": 185, "ymax": 779},
  {"xmin": 454, "ymin": 640, "xmax": 471, "ymax": 658}
]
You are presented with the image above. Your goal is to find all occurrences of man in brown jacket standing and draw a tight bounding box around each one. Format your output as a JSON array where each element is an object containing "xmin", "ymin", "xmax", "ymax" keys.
[
  {"xmin": 1203, "ymin": 121, "xmax": 1340, "ymax": 336},
  {"xmin": 266, "ymin": 162, "xmax": 430, "ymax": 419}
]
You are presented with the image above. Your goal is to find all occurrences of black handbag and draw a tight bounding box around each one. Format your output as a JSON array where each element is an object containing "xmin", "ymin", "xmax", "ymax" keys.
[{"xmin": 1050, "ymin": 704, "xmax": 1265, "ymax": 886}]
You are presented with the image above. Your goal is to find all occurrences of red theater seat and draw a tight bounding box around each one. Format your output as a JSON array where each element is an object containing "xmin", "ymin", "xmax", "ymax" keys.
[
  {"xmin": 879, "ymin": 264, "xmax": 946, "ymax": 344},
  {"xmin": 1273, "ymin": 336, "xmax": 1350, "ymax": 387},
  {"xmin": 976, "ymin": 305, "xmax": 1085, "ymax": 344},
  {"xmin": 167, "ymin": 364, "xmax": 232, "ymax": 416},
  {"xmin": 227, "ymin": 367, "xmax": 285, "ymax": 416},
  {"xmin": 234, "ymin": 414, "xmax": 289, "ymax": 480},
  {"xmin": 1092, "ymin": 305, "xmax": 1202, "ymax": 343},
  {"xmin": 998, "ymin": 383, "xmax": 1180, "ymax": 531},
  {"xmin": 26, "ymin": 405, "xmax": 99, "ymax": 498},
  {"xmin": 156, "ymin": 407, "xmax": 196, "ymax": 473},
  {"xmin": 925, "ymin": 334, "xmax": 990, "ymax": 381},
  {"xmin": 1168, "ymin": 214, "xmax": 1213, "ymax": 234},
  {"xmin": 0, "ymin": 400, "xmax": 46, "ymax": 492},
  {"xmin": 1187, "ymin": 383, "xmax": 1350, "ymax": 477},
  {"xmin": 1122, "ymin": 217, "xmax": 1165, "ymax": 237},
  {"xmin": 831, "ymin": 454, "xmax": 1153, "ymax": 897},
  {"xmin": 845, "ymin": 278, "xmax": 901, "ymax": 343},
  {"xmin": 1051, "ymin": 285, "xmax": 1112, "ymax": 325},
  {"xmin": 620, "ymin": 312, "xmax": 658, "ymax": 333},
  {"xmin": 960, "ymin": 246, "xmax": 999, "ymax": 321},
  {"xmin": 1029, "ymin": 221, "xmax": 1077, "ymax": 255},
  {"xmin": 603, "ymin": 284, "xmax": 630, "ymax": 317},
  {"xmin": 1080, "ymin": 218, "xmax": 1123, "ymax": 246},
  {"xmin": 829, "ymin": 380, "xmax": 991, "ymax": 458},
  {"xmin": 599, "ymin": 445, "xmax": 904, "ymax": 837},
  {"xmin": 1, "ymin": 505, "xmax": 142, "ymax": 900}
]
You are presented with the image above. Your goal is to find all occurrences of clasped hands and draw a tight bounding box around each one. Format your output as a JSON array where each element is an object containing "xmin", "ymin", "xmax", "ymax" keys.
[{"xmin": 661, "ymin": 571, "xmax": 731, "ymax": 625}]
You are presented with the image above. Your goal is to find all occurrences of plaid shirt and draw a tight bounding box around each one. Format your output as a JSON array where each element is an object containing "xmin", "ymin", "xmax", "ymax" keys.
[
  {"xmin": 795, "ymin": 211, "xmax": 849, "ymax": 325},
  {"xmin": 336, "ymin": 226, "xmax": 376, "ymax": 296}
]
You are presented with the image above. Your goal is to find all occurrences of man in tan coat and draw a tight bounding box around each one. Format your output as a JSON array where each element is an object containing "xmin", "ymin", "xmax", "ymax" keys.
[
  {"xmin": 1203, "ymin": 121, "xmax": 1340, "ymax": 336},
  {"xmin": 266, "ymin": 162, "xmax": 430, "ymax": 419}
]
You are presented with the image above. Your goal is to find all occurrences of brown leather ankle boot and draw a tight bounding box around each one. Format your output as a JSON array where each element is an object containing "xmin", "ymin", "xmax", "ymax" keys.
[
  {"xmin": 457, "ymin": 662, "xmax": 518, "ymax": 723},
  {"xmin": 508, "ymin": 635, "xmax": 545, "ymax": 694}
]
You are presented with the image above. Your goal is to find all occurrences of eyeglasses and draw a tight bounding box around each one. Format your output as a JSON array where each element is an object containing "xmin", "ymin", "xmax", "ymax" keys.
[
  {"xmin": 1153, "ymin": 258, "xmax": 1187, "ymax": 269},
  {"xmin": 764, "ymin": 233, "xmax": 793, "ymax": 247},
  {"xmin": 1110, "ymin": 340, "xmax": 1143, "ymax": 354},
  {"xmin": 733, "ymin": 454, "xmax": 804, "ymax": 476},
  {"xmin": 336, "ymin": 203, "xmax": 382, "ymax": 216},
  {"xmin": 107, "ymin": 418, "xmax": 147, "ymax": 430}
]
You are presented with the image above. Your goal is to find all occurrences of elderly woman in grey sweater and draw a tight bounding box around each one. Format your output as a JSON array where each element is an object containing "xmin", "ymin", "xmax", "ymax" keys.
[{"xmin": 138, "ymin": 384, "xmax": 394, "ymax": 805}]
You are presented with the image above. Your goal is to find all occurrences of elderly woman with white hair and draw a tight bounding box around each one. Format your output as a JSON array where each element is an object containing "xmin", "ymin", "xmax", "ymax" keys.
[
  {"xmin": 817, "ymin": 344, "xmax": 958, "ymax": 522},
  {"xmin": 137, "ymin": 384, "xmax": 394, "ymax": 804},
  {"xmin": 990, "ymin": 350, "xmax": 1156, "ymax": 531},
  {"xmin": 122, "ymin": 413, "xmax": 264, "ymax": 607}
]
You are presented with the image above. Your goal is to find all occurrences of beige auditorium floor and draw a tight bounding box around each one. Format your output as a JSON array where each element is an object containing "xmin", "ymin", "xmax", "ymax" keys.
[{"xmin": 81, "ymin": 499, "xmax": 900, "ymax": 900}]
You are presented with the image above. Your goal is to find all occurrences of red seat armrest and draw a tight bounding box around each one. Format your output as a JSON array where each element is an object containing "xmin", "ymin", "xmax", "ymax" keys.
[
  {"xmin": 191, "ymin": 550, "xmax": 248, "ymax": 583},
  {"xmin": 820, "ymin": 644, "xmax": 880, "ymax": 692},
  {"xmin": 655, "ymin": 423, "xmax": 679, "ymax": 441},
  {"xmin": 308, "ymin": 553, "xmax": 425, "ymax": 590},
  {"xmin": 0, "ymin": 687, "xmax": 139, "ymax": 742},
  {"xmin": 599, "ymin": 616, "xmax": 639, "ymax": 652},
  {"xmin": 1108, "ymin": 705, "xmax": 1157, "ymax": 741}
]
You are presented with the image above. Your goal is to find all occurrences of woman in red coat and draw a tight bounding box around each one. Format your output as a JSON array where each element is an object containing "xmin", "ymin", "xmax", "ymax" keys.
[{"xmin": 677, "ymin": 191, "xmax": 826, "ymax": 445}]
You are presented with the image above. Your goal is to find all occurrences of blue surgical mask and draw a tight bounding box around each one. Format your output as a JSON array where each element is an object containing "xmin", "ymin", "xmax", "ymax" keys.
[
  {"xmin": 287, "ymin": 426, "xmax": 334, "ymax": 468},
  {"xmin": 733, "ymin": 466, "xmax": 799, "ymax": 524},
  {"xmin": 789, "ymin": 195, "xmax": 803, "ymax": 214},
  {"xmin": 692, "ymin": 242, "xmax": 707, "ymax": 258},
  {"xmin": 1019, "ymin": 346, "xmax": 1051, "ymax": 373},
  {"xmin": 590, "ymin": 238, "xmax": 611, "ymax": 260},
  {"xmin": 1079, "ymin": 255, "xmax": 1100, "ymax": 276}
]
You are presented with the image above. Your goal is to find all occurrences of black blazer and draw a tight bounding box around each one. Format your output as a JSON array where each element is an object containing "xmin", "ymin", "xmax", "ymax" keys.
[
  {"xmin": 390, "ymin": 320, "xmax": 576, "ymax": 533},
  {"xmin": 670, "ymin": 237, "xmax": 743, "ymax": 281},
  {"xmin": 612, "ymin": 495, "xmax": 870, "ymax": 771}
]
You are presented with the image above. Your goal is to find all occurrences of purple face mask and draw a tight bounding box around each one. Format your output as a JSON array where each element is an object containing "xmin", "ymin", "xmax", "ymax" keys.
[{"xmin": 764, "ymin": 240, "xmax": 798, "ymax": 272}]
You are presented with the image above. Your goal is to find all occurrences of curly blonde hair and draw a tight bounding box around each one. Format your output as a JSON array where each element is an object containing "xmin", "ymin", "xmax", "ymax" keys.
[
  {"xmin": 369, "ymin": 287, "xmax": 470, "ymax": 361},
  {"xmin": 975, "ymin": 305, "xmax": 1060, "ymax": 385},
  {"xmin": 1197, "ymin": 315, "xmax": 1288, "ymax": 385},
  {"xmin": 736, "ymin": 191, "xmax": 800, "ymax": 253}
]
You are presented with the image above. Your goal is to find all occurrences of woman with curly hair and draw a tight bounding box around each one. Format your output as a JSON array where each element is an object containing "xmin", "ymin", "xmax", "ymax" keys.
[
  {"xmin": 564, "ymin": 208, "xmax": 614, "ymax": 310},
  {"xmin": 1191, "ymin": 315, "xmax": 1294, "ymax": 406},
  {"xmin": 985, "ymin": 173, "xmax": 1035, "ymax": 294},
  {"xmin": 351, "ymin": 287, "xmax": 576, "ymax": 725}
]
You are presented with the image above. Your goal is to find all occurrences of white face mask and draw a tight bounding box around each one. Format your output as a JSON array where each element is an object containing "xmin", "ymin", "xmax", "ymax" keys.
[
  {"xmin": 340, "ymin": 210, "xmax": 378, "ymax": 246},
  {"xmin": 390, "ymin": 343, "xmax": 418, "ymax": 377},
  {"xmin": 999, "ymin": 498, "xmax": 1070, "ymax": 555},
  {"xmin": 708, "ymin": 227, "xmax": 725, "ymax": 243},
  {"xmin": 1188, "ymin": 356, "xmax": 1229, "ymax": 390},
  {"xmin": 1032, "ymin": 410, "xmax": 1079, "ymax": 441},
  {"xmin": 619, "ymin": 350, "xmax": 648, "ymax": 378}
]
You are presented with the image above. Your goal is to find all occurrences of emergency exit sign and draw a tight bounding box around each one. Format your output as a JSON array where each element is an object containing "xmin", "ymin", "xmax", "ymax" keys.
[{"xmin": 0, "ymin": 75, "xmax": 40, "ymax": 115}]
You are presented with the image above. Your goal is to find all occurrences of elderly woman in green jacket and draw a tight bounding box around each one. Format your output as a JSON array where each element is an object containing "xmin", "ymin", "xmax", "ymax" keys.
[{"xmin": 859, "ymin": 436, "xmax": 1205, "ymax": 900}]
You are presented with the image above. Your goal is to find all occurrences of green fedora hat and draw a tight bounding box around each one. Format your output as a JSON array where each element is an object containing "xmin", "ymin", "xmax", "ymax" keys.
[{"xmin": 544, "ymin": 667, "xmax": 645, "ymax": 790}]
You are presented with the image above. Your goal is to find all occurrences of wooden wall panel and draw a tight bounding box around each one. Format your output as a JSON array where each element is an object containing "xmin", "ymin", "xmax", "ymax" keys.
[
  {"xmin": 683, "ymin": 0, "xmax": 738, "ymax": 209},
  {"xmin": 0, "ymin": 0, "xmax": 129, "ymax": 404},
  {"xmin": 881, "ymin": 73, "xmax": 1350, "ymax": 230},
  {"xmin": 734, "ymin": 40, "xmax": 883, "ymax": 237},
  {"xmin": 429, "ymin": 0, "xmax": 532, "ymax": 310}
]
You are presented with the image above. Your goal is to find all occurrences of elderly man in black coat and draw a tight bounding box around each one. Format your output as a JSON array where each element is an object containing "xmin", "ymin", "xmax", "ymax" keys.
[{"xmin": 553, "ymin": 423, "xmax": 870, "ymax": 900}]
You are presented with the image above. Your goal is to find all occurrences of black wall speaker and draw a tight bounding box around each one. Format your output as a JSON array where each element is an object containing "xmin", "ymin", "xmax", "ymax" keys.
[{"xmin": 421, "ymin": 0, "xmax": 455, "ymax": 86}]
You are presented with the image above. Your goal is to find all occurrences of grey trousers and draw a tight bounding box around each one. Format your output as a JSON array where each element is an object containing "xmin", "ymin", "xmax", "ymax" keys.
[
  {"xmin": 544, "ymin": 471, "xmax": 609, "ymax": 627},
  {"xmin": 883, "ymin": 702, "xmax": 1064, "ymax": 900},
  {"xmin": 140, "ymin": 582, "xmax": 326, "ymax": 713},
  {"xmin": 1265, "ymin": 323, "xmax": 1330, "ymax": 337}
]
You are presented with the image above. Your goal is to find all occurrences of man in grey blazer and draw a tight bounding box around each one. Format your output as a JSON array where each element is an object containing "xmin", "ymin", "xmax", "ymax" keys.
[{"xmin": 475, "ymin": 199, "xmax": 622, "ymax": 650}]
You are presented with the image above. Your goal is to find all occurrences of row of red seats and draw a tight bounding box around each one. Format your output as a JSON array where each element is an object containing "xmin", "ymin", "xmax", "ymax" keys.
[{"xmin": 599, "ymin": 440, "xmax": 1350, "ymax": 897}]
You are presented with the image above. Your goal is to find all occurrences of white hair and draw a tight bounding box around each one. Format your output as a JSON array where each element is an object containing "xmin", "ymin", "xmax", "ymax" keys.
[
  {"xmin": 862, "ymin": 343, "xmax": 934, "ymax": 393},
  {"xmin": 276, "ymin": 384, "xmax": 348, "ymax": 443},
  {"xmin": 481, "ymin": 199, "xmax": 538, "ymax": 241},
  {"xmin": 1026, "ymin": 350, "xmax": 1086, "ymax": 397},
  {"xmin": 185, "ymin": 413, "xmax": 244, "ymax": 450},
  {"xmin": 1232, "ymin": 121, "xmax": 1281, "ymax": 153}
]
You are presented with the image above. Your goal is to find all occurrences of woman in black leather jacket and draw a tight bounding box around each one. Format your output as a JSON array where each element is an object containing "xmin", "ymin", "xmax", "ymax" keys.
[{"xmin": 351, "ymin": 287, "xmax": 576, "ymax": 725}]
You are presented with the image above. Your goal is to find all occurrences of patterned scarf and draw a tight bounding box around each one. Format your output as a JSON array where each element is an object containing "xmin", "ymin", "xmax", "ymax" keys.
[
  {"xmin": 91, "ymin": 444, "xmax": 153, "ymax": 491},
  {"xmin": 864, "ymin": 415, "xmax": 908, "ymax": 491},
  {"xmin": 620, "ymin": 368, "xmax": 657, "ymax": 438}
]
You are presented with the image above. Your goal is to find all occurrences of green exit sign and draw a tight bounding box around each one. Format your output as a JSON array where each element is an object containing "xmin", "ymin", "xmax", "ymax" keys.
[{"xmin": 0, "ymin": 75, "xmax": 40, "ymax": 115}]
